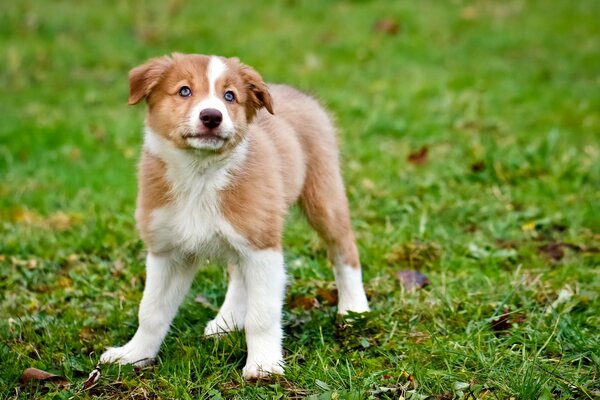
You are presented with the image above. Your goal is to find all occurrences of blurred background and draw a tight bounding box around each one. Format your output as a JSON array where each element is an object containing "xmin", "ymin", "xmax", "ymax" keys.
[{"xmin": 1, "ymin": 0, "xmax": 599, "ymax": 398}]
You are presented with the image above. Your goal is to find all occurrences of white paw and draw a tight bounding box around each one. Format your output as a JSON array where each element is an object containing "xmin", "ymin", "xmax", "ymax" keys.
[
  {"xmin": 100, "ymin": 344, "xmax": 156, "ymax": 367},
  {"xmin": 204, "ymin": 313, "xmax": 244, "ymax": 336},
  {"xmin": 204, "ymin": 316, "xmax": 242, "ymax": 337},
  {"xmin": 338, "ymin": 298, "xmax": 370, "ymax": 315},
  {"xmin": 242, "ymin": 359, "xmax": 284, "ymax": 380}
]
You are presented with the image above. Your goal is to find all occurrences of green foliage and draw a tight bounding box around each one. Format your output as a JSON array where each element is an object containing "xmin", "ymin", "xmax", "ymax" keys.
[{"xmin": 1, "ymin": 0, "xmax": 599, "ymax": 398}]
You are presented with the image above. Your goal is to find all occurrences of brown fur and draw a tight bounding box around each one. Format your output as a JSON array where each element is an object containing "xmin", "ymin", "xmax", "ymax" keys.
[
  {"xmin": 135, "ymin": 151, "xmax": 172, "ymax": 244},
  {"xmin": 132, "ymin": 54, "xmax": 360, "ymax": 269}
]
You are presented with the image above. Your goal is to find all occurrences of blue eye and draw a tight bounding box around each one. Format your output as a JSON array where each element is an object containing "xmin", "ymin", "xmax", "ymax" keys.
[
  {"xmin": 178, "ymin": 86, "xmax": 192, "ymax": 97},
  {"xmin": 224, "ymin": 91, "xmax": 235, "ymax": 102}
]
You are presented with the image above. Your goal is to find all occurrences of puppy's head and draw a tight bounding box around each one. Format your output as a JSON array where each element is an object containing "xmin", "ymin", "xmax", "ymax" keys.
[{"xmin": 129, "ymin": 53, "xmax": 273, "ymax": 152}]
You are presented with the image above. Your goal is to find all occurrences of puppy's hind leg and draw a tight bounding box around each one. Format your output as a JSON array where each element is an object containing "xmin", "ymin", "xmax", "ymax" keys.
[
  {"xmin": 300, "ymin": 159, "xmax": 369, "ymax": 315},
  {"xmin": 204, "ymin": 263, "xmax": 247, "ymax": 336},
  {"xmin": 100, "ymin": 252, "xmax": 197, "ymax": 366}
]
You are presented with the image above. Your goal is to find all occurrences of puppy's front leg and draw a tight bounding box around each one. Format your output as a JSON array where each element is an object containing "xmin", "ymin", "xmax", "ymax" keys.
[
  {"xmin": 101, "ymin": 252, "xmax": 197, "ymax": 366},
  {"xmin": 241, "ymin": 249, "xmax": 286, "ymax": 379}
]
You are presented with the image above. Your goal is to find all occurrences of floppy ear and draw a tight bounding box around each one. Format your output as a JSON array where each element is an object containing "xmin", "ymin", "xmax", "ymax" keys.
[
  {"xmin": 239, "ymin": 64, "xmax": 274, "ymax": 119},
  {"xmin": 128, "ymin": 55, "xmax": 174, "ymax": 105}
]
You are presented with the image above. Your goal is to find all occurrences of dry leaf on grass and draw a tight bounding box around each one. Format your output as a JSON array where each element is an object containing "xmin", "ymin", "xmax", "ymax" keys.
[
  {"xmin": 83, "ymin": 365, "xmax": 101, "ymax": 389},
  {"xmin": 316, "ymin": 287, "xmax": 338, "ymax": 306},
  {"xmin": 407, "ymin": 146, "xmax": 429, "ymax": 165},
  {"xmin": 288, "ymin": 287, "xmax": 338, "ymax": 310},
  {"xmin": 396, "ymin": 270, "xmax": 430, "ymax": 291},
  {"xmin": 19, "ymin": 367, "xmax": 68, "ymax": 388},
  {"xmin": 374, "ymin": 18, "xmax": 400, "ymax": 35},
  {"xmin": 538, "ymin": 242, "xmax": 584, "ymax": 261},
  {"xmin": 490, "ymin": 307, "xmax": 526, "ymax": 335},
  {"xmin": 470, "ymin": 160, "xmax": 486, "ymax": 172},
  {"xmin": 289, "ymin": 295, "xmax": 320, "ymax": 310}
]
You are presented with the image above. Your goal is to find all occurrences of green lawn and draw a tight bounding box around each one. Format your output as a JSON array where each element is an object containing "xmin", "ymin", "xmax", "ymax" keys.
[{"xmin": 1, "ymin": 0, "xmax": 599, "ymax": 398}]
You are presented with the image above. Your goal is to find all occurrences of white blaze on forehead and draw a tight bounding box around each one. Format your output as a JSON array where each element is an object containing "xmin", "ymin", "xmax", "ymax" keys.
[
  {"xmin": 207, "ymin": 56, "xmax": 228, "ymax": 95},
  {"xmin": 186, "ymin": 56, "xmax": 235, "ymax": 147}
]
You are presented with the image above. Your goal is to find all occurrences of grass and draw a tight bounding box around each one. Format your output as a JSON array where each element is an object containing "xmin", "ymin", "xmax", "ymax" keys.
[{"xmin": 1, "ymin": 0, "xmax": 599, "ymax": 398}]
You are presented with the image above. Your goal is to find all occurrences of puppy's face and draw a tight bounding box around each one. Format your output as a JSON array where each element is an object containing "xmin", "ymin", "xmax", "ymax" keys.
[{"xmin": 129, "ymin": 54, "xmax": 273, "ymax": 152}]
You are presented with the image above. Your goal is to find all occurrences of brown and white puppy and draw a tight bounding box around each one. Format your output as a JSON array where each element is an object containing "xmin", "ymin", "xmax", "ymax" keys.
[{"xmin": 100, "ymin": 53, "xmax": 369, "ymax": 379}]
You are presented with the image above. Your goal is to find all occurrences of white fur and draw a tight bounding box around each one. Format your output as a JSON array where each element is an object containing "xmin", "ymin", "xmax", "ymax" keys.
[
  {"xmin": 204, "ymin": 263, "xmax": 247, "ymax": 335},
  {"xmin": 240, "ymin": 249, "xmax": 286, "ymax": 379},
  {"xmin": 185, "ymin": 57, "xmax": 234, "ymax": 150},
  {"xmin": 102, "ymin": 127, "xmax": 286, "ymax": 378},
  {"xmin": 101, "ymin": 56, "xmax": 369, "ymax": 379},
  {"xmin": 334, "ymin": 260, "xmax": 370, "ymax": 314},
  {"xmin": 143, "ymin": 128, "xmax": 249, "ymax": 257},
  {"xmin": 100, "ymin": 253, "xmax": 198, "ymax": 366}
]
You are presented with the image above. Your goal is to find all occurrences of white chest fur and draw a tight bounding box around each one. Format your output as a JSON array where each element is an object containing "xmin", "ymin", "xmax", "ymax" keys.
[{"xmin": 143, "ymin": 129, "xmax": 249, "ymax": 259}]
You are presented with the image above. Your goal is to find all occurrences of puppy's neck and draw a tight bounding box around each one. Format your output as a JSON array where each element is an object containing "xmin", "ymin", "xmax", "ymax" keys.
[{"xmin": 143, "ymin": 127, "xmax": 247, "ymax": 192}]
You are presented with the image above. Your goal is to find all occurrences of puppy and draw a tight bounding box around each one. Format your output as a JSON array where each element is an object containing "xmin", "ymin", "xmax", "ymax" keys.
[{"xmin": 100, "ymin": 53, "xmax": 369, "ymax": 379}]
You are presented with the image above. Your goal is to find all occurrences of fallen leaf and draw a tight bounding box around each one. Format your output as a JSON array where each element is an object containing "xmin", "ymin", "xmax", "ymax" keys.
[
  {"xmin": 289, "ymin": 294, "xmax": 320, "ymax": 310},
  {"xmin": 490, "ymin": 307, "xmax": 512, "ymax": 333},
  {"xmin": 316, "ymin": 288, "xmax": 338, "ymax": 306},
  {"xmin": 83, "ymin": 365, "xmax": 101, "ymax": 389},
  {"xmin": 470, "ymin": 160, "xmax": 485, "ymax": 172},
  {"xmin": 79, "ymin": 327, "xmax": 94, "ymax": 341},
  {"xmin": 490, "ymin": 307, "xmax": 526, "ymax": 335},
  {"xmin": 407, "ymin": 146, "xmax": 429, "ymax": 165},
  {"xmin": 374, "ymin": 18, "xmax": 400, "ymax": 35},
  {"xmin": 538, "ymin": 242, "xmax": 583, "ymax": 261},
  {"xmin": 538, "ymin": 242, "xmax": 564, "ymax": 261},
  {"xmin": 396, "ymin": 270, "xmax": 430, "ymax": 291},
  {"xmin": 19, "ymin": 368, "xmax": 68, "ymax": 387}
]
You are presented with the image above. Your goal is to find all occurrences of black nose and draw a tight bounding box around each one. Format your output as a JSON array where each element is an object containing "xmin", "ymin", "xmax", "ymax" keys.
[{"xmin": 200, "ymin": 108, "xmax": 223, "ymax": 129}]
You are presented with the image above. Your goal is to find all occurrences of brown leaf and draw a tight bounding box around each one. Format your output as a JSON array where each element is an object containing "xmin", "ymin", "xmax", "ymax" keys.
[
  {"xmin": 470, "ymin": 160, "xmax": 485, "ymax": 172},
  {"xmin": 490, "ymin": 307, "xmax": 512, "ymax": 332},
  {"xmin": 539, "ymin": 242, "xmax": 565, "ymax": 261},
  {"xmin": 19, "ymin": 368, "xmax": 68, "ymax": 387},
  {"xmin": 289, "ymin": 295, "xmax": 320, "ymax": 310},
  {"xmin": 490, "ymin": 307, "xmax": 526, "ymax": 335},
  {"xmin": 538, "ymin": 242, "xmax": 583, "ymax": 261},
  {"xmin": 407, "ymin": 146, "xmax": 429, "ymax": 165},
  {"xmin": 316, "ymin": 288, "xmax": 338, "ymax": 306},
  {"xmin": 83, "ymin": 366, "xmax": 101, "ymax": 389},
  {"xmin": 374, "ymin": 18, "xmax": 400, "ymax": 35},
  {"xmin": 79, "ymin": 327, "xmax": 94, "ymax": 341},
  {"xmin": 396, "ymin": 270, "xmax": 430, "ymax": 291}
]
